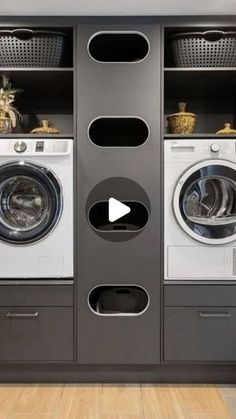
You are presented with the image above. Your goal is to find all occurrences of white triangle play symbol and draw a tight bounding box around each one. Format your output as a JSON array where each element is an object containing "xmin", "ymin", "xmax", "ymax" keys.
[{"xmin": 108, "ymin": 198, "xmax": 131, "ymax": 222}]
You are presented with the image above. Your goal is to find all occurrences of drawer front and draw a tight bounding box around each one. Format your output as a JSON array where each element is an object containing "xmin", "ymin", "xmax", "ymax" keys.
[
  {"xmin": 0, "ymin": 307, "xmax": 73, "ymax": 361},
  {"xmin": 164, "ymin": 285, "xmax": 236, "ymax": 307},
  {"xmin": 164, "ymin": 307, "xmax": 236, "ymax": 362},
  {"xmin": 0, "ymin": 286, "xmax": 74, "ymax": 307}
]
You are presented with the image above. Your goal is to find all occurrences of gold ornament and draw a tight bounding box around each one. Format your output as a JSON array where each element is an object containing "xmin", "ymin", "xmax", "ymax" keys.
[
  {"xmin": 30, "ymin": 120, "xmax": 60, "ymax": 134},
  {"xmin": 167, "ymin": 102, "xmax": 196, "ymax": 134},
  {"xmin": 216, "ymin": 123, "xmax": 236, "ymax": 134}
]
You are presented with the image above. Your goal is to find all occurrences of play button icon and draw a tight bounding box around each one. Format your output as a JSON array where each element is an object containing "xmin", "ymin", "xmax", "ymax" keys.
[{"xmin": 108, "ymin": 198, "xmax": 131, "ymax": 222}]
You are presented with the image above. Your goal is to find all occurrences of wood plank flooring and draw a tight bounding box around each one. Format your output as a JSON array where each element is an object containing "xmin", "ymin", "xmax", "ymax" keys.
[{"xmin": 0, "ymin": 384, "xmax": 234, "ymax": 419}]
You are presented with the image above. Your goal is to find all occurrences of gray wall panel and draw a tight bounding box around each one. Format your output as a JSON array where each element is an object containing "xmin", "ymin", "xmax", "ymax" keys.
[{"xmin": 76, "ymin": 23, "xmax": 161, "ymax": 364}]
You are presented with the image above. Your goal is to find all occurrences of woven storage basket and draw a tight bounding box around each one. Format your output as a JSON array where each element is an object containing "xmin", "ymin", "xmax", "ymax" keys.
[
  {"xmin": 0, "ymin": 29, "xmax": 66, "ymax": 67},
  {"xmin": 171, "ymin": 30, "xmax": 236, "ymax": 67}
]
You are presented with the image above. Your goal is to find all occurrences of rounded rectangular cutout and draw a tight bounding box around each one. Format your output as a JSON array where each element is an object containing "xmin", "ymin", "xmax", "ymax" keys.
[
  {"xmin": 88, "ymin": 117, "xmax": 149, "ymax": 147},
  {"xmin": 89, "ymin": 285, "xmax": 149, "ymax": 315},
  {"xmin": 88, "ymin": 201, "xmax": 149, "ymax": 232},
  {"xmin": 88, "ymin": 32, "xmax": 150, "ymax": 63}
]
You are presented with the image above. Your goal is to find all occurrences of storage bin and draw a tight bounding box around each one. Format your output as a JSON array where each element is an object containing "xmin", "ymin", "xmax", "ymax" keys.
[
  {"xmin": 171, "ymin": 31, "xmax": 236, "ymax": 67},
  {"xmin": 0, "ymin": 29, "xmax": 66, "ymax": 67}
]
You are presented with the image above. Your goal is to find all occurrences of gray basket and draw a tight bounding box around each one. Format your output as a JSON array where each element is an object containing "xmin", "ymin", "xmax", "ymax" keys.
[
  {"xmin": 171, "ymin": 31, "xmax": 236, "ymax": 67},
  {"xmin": 0, "ymin": 29, "xmax": 66, "ymax": 67}
]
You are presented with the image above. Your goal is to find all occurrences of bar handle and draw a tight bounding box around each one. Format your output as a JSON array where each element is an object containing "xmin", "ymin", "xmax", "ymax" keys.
[
  {"xmin": 198, "ymin": 311, "xmax": 231, "ymax": 318},
  {"xmin": 5, "ymin": 312, "xmax": 39, "ymax": 319}
]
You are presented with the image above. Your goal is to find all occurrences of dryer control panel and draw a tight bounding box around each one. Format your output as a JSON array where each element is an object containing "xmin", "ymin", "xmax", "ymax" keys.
[{"xmin": 166, "ymin": 139, "xmax": 236, "ymax": 162}]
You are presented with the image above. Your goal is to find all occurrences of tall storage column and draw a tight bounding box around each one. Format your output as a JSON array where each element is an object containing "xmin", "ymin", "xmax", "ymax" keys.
[{"xmin": 76, "ymin": 22, "xmax": 161, "ymax": 364}]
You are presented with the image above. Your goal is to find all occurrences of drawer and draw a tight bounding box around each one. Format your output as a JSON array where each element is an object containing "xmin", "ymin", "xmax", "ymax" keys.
[
  {"xmin": 164, "ymin": 307, "xmax": 236, "ymax": 362},
  {"xmin": 164, "ymin": 285, "xmax": 236, "ymax": 307},
  {"xmin": 0, "ymin": 285, "xmax": 73, "ymax": 307},
  {"xmin": 0, "ymin": 307, "xmax": 73, "ymax": 361}
]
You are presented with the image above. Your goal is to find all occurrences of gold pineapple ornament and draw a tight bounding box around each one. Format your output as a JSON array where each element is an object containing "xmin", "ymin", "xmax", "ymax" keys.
[
  {"xmin": 30, "ymin": 120, "xmax": 60, "ymax": 134},
  {"xmin": 167, "ymin": 102, "xmax": 196, "ymax": 134},
  {"xmin": 216, "ymin": 123, "xmax": 236, "ymax": 134}
]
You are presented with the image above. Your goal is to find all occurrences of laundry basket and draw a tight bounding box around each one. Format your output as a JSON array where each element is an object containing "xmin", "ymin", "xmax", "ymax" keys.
[
  {"xmin": 0, "ymin": 29, "xmax": 66, "ymax": 67},
  {"xmin": 171, "ymin": 30, "xmax": 236, "ymax": 67}
]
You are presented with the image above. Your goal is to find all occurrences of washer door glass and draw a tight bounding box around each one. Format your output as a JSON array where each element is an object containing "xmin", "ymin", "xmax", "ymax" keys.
[
  {"xmin": 0, "ymin": 162, "xmax": 62, "ymax": 244},
  {"xmin": 174, "ymin": 161, "xmax": 236, "ymax": 243}
]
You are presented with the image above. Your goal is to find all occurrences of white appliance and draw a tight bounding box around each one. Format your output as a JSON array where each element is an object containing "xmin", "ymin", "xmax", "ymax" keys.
[
  {"xmin": 165, "ymin": 139, "xmax": 236, "ymax": 280},
  {"xmin": 0, "ymin": 139, "xmax": 73, "ymax": 279}
]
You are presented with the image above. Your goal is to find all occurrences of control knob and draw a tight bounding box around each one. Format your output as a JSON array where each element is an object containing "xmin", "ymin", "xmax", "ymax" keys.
[
  {"xmin": 14, "ymin": 141, "xmax": 27, "ymax": 153},
  {"xmin": 210, "ymin": 143, "xmax": 220, "ymax": 153}
]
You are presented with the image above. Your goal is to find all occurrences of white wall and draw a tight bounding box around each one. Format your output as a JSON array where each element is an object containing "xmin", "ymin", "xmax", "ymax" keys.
[{"xmin": 0, "ymin": 0, "xmax": 235, "ymax": 16}]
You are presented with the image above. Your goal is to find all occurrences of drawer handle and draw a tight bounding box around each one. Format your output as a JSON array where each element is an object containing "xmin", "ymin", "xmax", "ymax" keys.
[
  {"xmin": 198, "ymin": 312, "xmax": 231, "ymax": 318},
  {"xmin": 5, "ymin": 312, "xmax": 39, "ymax": 319}
]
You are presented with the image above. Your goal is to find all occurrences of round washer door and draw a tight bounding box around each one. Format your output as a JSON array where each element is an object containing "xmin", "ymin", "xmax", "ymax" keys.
[
  {"xmin": 173, "ymin": 159, "xmax": 236, "ymax": 245},
  {"xmin": 0, "ymin": 161, "xmax": 62, "ymax": 244}
]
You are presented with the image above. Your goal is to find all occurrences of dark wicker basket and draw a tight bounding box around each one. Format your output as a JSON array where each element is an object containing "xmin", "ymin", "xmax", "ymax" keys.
[
  {"xmin": 0, "ymin": 29, "xmax": 66, "ymax": 67},
  {"xmin": 171, "ymin": 30, "xmax": 236, "ymax": 67}
]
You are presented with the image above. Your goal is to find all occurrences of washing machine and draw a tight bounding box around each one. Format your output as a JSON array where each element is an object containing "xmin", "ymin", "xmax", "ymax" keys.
[
  {"xmin": 0, "ymin": 138, "xmax": 73, "ymax": 279},
  {"xmin": 165, "ymin": 139, "xmax": 236, "ymax": 280}
]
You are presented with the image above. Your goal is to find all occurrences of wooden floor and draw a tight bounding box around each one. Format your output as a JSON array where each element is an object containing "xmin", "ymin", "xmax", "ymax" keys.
[{"xmin": 0, "ymin": 384, "xmax": 235, "ymax": 419}]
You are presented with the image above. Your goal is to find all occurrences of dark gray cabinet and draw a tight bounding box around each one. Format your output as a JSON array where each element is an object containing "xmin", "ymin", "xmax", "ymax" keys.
[
  {"xmin": 164, "ymin": 306, "xmax": 236, "ymax": 362},
  {"xmin": 0, "ymin": 307, "xmax": 74, "ymax": 361}
]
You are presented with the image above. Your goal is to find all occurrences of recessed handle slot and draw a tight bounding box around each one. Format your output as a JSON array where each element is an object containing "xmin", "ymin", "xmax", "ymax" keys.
[
  {"xmin": 6, "ymin": 312, "xmax": 39, "ymax": 319},
  {"xmin": 12, "ymin": 29, "xmax": 34, "ymax": 41},
  {"xmin": 198, "ymin": 312, "xmax": 231, "ymax": 318},
  {"xmin": 88, "ymin": 201, "xmax": 149, "ymax": 232},
  {"xmin": 89, "ymin": 285, "xmax": 149, "ymax": 316},
  {"xmin": 88, "ymin": 32, "xmax": 150, "ymax": 63},
  {"xmin": 88, "ymin": 117, "xmax": 149, "ymax": 147},
  {"xmin": 203, "ymin": 30, "xmax": 225, "ymax": 42}
]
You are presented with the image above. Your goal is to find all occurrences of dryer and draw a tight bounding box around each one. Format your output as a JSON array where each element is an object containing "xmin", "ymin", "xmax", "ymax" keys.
[
  {"xmin": 0, "ymin": 139, "xmax": 73, "ymax": 279},
  {"xmin": 165, "ymin": 139, "xmax": 236, "ymax": 280}
]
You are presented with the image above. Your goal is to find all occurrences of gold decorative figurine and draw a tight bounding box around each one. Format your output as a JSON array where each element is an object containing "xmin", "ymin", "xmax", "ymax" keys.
[
  {"xmin": 167, "ymin": 102, "xmax": 196, "ymax": 134},
  {"xmin": 30, "ymin": 119, "xmax": 60, "ymax": 134},
  {"xmin": 0, "ymin": 75, "xmax": 23, "ymax": 134},
  {"xmin": 216, "ymin": 123, "xmax": 236, "ymax": 134}
]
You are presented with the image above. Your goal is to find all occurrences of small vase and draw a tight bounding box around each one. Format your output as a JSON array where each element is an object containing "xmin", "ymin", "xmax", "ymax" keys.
[
  {"xmin": 0, "ymin": 111, "xmax": 12, "ymax": 134},
  {"xmin": 167, "ymin": 102, "xmax": 197, "ymax": 134}
]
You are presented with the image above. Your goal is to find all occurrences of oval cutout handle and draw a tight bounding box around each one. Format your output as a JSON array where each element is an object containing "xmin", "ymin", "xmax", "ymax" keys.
[
  {"xmin": 12, "ymin": 29, "xmax": 34, "ymax": 41},
  {"xmin": 203, "ymin": 31, "xmax": 225, "ymax": 42}
]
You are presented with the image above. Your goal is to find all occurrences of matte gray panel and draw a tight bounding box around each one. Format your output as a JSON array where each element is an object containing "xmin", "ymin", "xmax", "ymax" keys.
[
  {"xmin": 164, "ymin": 285, "xmax": 236, "ymax": 307},
  {"xmin": 165, "ymin": 307, "xmax": 236, "ymax": 362},
  {"xmin": 76, "ymin": 23, "xmax": 161, "ymax": 364},
  {"xmin": 0, "ymin": 307, "xmax": 73, "ymax": 361},
  {"xmin": 0, "ymin": 285, "xmax": 74, "ymax": 307},
  {"xmin": 77, "ymin": 281, "xmax": 157, "ymax": 364}
]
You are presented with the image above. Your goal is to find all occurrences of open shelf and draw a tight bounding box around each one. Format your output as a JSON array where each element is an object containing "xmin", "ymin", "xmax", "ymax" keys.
[
  {"xmin": 165, "ymin": 69, "xmax": 236, "ymax": 100},
  {"xmin": 0, "ymin": 69, "xmax": 73, "ymax": 135},
  {"xmin": 164, "ymin": 68, "xmax": 236, "ymax": 135}
]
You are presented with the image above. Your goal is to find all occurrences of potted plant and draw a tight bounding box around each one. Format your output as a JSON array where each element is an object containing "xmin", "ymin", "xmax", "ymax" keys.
[{"xmin": 0, "ymin": 75, "xmax": 23, "ymax": 134}]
